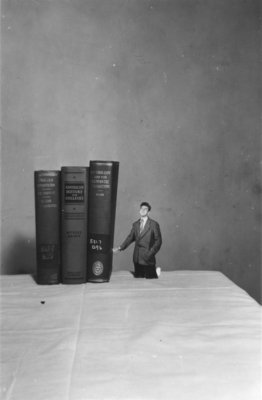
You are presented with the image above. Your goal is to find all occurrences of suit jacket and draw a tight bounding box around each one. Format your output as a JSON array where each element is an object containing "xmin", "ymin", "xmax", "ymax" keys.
[{"xmin": 120, "ymin": 218, "xmax": 162, "ymax": 266}]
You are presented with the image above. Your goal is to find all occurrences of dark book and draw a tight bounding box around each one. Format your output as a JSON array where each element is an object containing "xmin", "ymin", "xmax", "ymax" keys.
[
  {"xmin": 61, "ymin": 167, "xmax": 88, "ymax": 284},
  {"xmin": 87, "ymin": 161, "xmax": 119, "ymax": 282},
  {"xmin": 34, "ymin": 170, "xmax": 61, "ymax": 284}
]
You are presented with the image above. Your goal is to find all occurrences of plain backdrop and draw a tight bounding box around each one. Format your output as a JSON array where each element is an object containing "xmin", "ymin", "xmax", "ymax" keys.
[{"xmin": 1, "ymin": 0, "xmax": 261, "ymax": 303}]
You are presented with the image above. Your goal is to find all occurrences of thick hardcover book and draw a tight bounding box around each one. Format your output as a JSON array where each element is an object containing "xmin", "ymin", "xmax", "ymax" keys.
[
  {"xmin": 61, "ymin": 167, "xmax": 88, "ymax": 284},
  {"xmin": 87, "ymin": 161, "xmax": 119, "ymax": 282},
  {"xmin": 34, "ymin": 170, "xmax": 61, "ymax": 284}
]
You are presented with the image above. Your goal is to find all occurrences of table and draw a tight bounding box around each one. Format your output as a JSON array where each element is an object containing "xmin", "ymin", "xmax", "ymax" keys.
[{"xmin": 1, "ymin": 271, "xmax": 261, "ymax": 399}]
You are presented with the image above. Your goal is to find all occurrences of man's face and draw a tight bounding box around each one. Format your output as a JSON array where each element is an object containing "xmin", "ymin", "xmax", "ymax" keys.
[{"xmin": 139, "ymin": 206, "xmax": 149, "ymax": 218}]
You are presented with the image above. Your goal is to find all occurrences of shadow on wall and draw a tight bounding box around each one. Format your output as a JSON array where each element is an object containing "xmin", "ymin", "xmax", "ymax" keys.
[{"xmin": 3, "ymin": 234, "xmax": 36, "ymax": 276}]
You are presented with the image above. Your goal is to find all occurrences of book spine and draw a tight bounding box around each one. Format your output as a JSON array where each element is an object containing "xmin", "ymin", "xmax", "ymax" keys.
[
  {"xmin": 34, "ymin": 170, "xmax": 61, "ymax": 284},
  {"xmin": 87, "ymin": 161, "xmax": 119, "ymax": 282},
  {"xmin": 61, "ymin": 167, "xmax": 88, "ymax": 284}
]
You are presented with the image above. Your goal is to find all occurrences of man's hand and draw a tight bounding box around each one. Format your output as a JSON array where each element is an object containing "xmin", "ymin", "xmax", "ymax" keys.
[{"xmin": 112, "ymin": 247, "xmax": 121, "ymax": 254}]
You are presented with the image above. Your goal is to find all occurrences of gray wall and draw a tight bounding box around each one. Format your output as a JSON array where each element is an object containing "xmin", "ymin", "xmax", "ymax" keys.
[{"xmin": 1, "ymin": 0, "xmax": 261, "ymax": 303}]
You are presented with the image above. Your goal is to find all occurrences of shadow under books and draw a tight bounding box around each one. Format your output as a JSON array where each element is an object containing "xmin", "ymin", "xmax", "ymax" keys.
[{"xmin": 3, "ymin": 234, "xmax": 36, "ymax": 278}]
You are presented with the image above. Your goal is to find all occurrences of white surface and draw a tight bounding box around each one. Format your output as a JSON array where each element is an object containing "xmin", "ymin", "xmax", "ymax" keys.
[{"xmin": 0, "ymin": 271, "xmax": 261, "ymax": 400}]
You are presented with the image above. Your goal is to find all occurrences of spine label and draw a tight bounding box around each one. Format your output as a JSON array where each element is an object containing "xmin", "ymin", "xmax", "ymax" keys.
[
  {"xmin": 64, "ymin": 182, "xmax": 85, "ymax": 203},
  {"xmin": 88, "ymin": 234, "xmax": 110, "ymax": 254},
  {"xmin": 90, "ymin": 169, "xmax": 112, "ymax": 195},
  {"xmin": 36, "ymin": 179, "xmax": 57, "ymax": 207},
  {"xmin": 38, "ymin": 244, "xmax": 58, "ymax": 262}
]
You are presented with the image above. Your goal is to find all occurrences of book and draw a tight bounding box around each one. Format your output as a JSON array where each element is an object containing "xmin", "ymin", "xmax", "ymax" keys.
[
  {"xmin": 34, "ymin": 170, "xmax": 61, "ymax": 284},
  {"xmin": 87, "ymin": 161, "xmax": 119, "ymax": 282},
  {"xmin": 61, "ymin": 166, "xmax": 89, "ymax": 284}
]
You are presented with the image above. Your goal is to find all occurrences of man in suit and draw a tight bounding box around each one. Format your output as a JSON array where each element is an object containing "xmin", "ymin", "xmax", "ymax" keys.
[{"xmin": 113, "ymin": 202, "xmax": 162, "ymax": 278}]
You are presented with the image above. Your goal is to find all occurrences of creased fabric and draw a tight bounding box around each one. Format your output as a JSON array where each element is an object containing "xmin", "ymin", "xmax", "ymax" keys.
[{"xmin": 1, "ymin": 271, "xmax": 261, "ymax": 400}]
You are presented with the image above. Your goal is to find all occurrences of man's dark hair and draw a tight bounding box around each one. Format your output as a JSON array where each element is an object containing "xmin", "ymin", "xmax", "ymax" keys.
[{"xmin": 140, "ymin": 202, "xmax": 151, "ymax": 211}]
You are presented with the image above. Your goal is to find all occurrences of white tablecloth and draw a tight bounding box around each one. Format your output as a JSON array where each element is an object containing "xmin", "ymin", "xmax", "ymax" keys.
[{"xmin": 0, "ymin": 271, "xmax": 261, "ymax": 400}]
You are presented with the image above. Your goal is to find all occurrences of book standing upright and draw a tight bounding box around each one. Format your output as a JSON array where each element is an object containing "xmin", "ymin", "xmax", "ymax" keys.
[
  {"xmin": 34, "ymin": 170, "xmax": 61, "ymax": 284},
  {"xmin": 61, "ymin": 166, "xmax": 88, "ymax": 284},
  {"xmin": 87, "ymin": 161, "xmax": 119, "ymax": 282}
]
